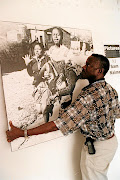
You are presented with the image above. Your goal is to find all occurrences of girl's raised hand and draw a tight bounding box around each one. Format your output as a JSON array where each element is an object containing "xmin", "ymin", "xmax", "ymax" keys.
[{"xmin": 22, "ymin": 54, "xmax": 31, "ymax": 66}]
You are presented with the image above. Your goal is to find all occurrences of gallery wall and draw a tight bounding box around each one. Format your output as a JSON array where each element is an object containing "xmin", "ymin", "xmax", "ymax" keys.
[{"xmin": 0, "ymin": 0, "xmax": 120, "ymax": 180}]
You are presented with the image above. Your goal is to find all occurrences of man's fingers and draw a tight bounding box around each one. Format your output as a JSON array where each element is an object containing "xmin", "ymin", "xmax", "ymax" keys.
[
  {"xmin": 7, "ymin": 139, "xmax": 11, "ymax": 142},
  {"xmin": 6, "ymin": 122, "xmax": 19, "ymax": 142},
  {"xmin": 9, "ymin": 121, "xmax": 14, "ymax": 128},
  {"xmin": 6, "ymin": 130, "xmax": 11, "ymax": 142}
]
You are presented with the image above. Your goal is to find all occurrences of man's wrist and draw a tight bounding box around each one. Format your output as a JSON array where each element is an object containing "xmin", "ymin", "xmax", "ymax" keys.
[
  {"xmin": 24, "ymin": 129, "xmax": 28, "ymax": 139},
  {"xmin": 20, "ymin": 129, "xmax": 25, "ymax": 137}
]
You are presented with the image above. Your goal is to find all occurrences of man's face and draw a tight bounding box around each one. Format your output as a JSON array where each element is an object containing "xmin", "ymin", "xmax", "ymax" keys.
[
  {"xmin": 81, "ymin": 56, "xmax": 101, "ymax": 81},
  {"xmin": 52, "ymin": 28, "xmax": 61, "ymax": 46}
]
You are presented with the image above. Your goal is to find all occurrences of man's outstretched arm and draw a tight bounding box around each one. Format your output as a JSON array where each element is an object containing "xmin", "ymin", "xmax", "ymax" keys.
[{"xmin": 6, "ymin": 121, "xmax": 58, "ymax": 142}]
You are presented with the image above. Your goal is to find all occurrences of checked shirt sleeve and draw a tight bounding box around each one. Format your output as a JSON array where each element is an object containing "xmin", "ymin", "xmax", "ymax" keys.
[
  {"xmin": 115, "ymin": 98, "xmax": 120, "ymax": 119},
  {"xmin": 54, "ymin": 80, "xmax": 120, "ymax": 138},
  {"xmin": 54, "ymin": 91, "xmax": 92, "ymax": 136}
]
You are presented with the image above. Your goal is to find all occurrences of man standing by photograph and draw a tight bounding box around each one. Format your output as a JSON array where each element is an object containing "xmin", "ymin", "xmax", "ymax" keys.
[{"xmin": 6, "ymin": 54, "xmax": 120, "ymax": 180}]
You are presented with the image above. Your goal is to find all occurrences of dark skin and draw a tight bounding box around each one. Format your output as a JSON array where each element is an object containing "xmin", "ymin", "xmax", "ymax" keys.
[
  {"xmin": 6, "ymin": 55, "xmax": 105, "ymax": 142},
  {"xmin": 81, "ymin": 56, "xmax": 104, "ymax": 83},
  {"xmin": 6, "ymin": 121, "xmax": 58, "ymax": 142}
]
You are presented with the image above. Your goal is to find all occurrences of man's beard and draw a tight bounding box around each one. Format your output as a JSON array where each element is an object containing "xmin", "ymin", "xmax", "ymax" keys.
[
  {"xmin": 80, "ymin": 70, "xmax": 87, "ymax": 79},
  {"xmin": 80, "ymin": 70, "xmax": 96, "ymax": 82}
]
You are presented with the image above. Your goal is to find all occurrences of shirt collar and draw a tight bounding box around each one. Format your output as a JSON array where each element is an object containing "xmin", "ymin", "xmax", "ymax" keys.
[
  {"xmin": 82, "ymin": 78, "xmax": 105, "ymax": 91},
  {"xmin": 91, "ymin": 78, "xmax": 105, "ymax": 85}
]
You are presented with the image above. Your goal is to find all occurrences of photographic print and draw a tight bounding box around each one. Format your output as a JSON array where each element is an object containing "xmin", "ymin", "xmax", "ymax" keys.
[
  {"xmin": 0, "ymin": 21, "xmax": 93, "ymax": 151},
  {"xmin": 104, "ymin": 44, "xmax": 120, "ymax": 93}
]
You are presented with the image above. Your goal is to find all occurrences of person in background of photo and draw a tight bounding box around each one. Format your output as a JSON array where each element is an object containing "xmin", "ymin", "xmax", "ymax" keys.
[
  {"xmin": 23, "ymin": 40, "xmax": 50, "ymax": 87},
  {"xmin": 6, "ymin": 54, "xmax": 120, "ymax": 180},
  {"xmin": 22, "ymin": 41, "xmax": 51, "ymax": 122},
  {"xmin": 45, "ymin": 26, "xmax": 81, "ymax": 108},
  {"xmin": 46, "ymin": 26, "xmax": 72, "ymax": 63}
]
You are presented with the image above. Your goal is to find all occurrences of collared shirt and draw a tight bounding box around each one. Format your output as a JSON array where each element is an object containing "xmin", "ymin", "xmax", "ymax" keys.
[
  {"xmin": 47, "ymin": 44, "xmax": 72, "ymax": 63},
  {"xmin": 54, "ymin": 80, "xmax": 120, "ymax": 140}
]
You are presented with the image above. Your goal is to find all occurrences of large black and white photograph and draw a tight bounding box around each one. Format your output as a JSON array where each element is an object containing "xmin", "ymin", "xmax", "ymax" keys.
[{"xmin": 0, "ymin": 21, "xmax": 93, "ymax": 151}]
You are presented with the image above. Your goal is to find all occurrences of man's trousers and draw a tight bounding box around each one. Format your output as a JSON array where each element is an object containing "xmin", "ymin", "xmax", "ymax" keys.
[{"xmin": 80, "ymin": 135, "xmax": 118, "ymax": 180}]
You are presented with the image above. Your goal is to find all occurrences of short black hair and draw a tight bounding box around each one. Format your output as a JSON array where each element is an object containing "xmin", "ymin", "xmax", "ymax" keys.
[
  {"xmin": 52, "ymin": 26, "xmax": 63, "ymax": 45},
  {"xmin": 29, "ymin": 40, "xmax": 44, "ymax": 56},
  {"xmin": 91, "ymin": 54, "xmax": 110, "ymax": 75}
]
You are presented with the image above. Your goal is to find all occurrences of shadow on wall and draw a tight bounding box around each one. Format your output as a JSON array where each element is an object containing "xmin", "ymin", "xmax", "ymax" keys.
[
  {"xmin": 71, "ymin": 79, "xmax": 88, "ymax": 180},
  {"xmin": 72, "ymin": 132, "xmax": 85, "ymax": 180}
]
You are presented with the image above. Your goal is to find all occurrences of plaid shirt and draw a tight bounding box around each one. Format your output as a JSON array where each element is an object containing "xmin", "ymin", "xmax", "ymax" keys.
[{"xmin": 54, "ymin": 79, "xmax": 120, "ymax": 140}]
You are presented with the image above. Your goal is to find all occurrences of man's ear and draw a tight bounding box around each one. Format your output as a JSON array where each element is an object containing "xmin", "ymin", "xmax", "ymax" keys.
[
  {"xmin": 97, "ymin": 68, "xmax": 104, "ymax": 79},
  {"xmin": 98, "ymin": 68, "xmax": 104, "ymax": 74}
]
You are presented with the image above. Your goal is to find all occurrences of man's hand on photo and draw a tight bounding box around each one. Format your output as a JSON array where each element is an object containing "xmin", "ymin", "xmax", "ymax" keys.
[{"xmin": 6, "ymin": 121, "xmax": 24, "ymax": 142}]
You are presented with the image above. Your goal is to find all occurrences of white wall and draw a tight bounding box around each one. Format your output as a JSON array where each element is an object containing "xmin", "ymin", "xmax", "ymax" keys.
[{"xmin": 0, "ymin": 0, "xmax": 120, "ymax": 180}]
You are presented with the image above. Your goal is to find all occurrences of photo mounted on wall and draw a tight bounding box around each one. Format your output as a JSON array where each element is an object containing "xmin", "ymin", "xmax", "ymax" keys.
[
  {"xmin": 104, "ymin": 44, "xmax": 120, "ymax": 92},
  {"xmin": 0, "ymin": 21, "xmax": 94, "ymax": 151}
]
